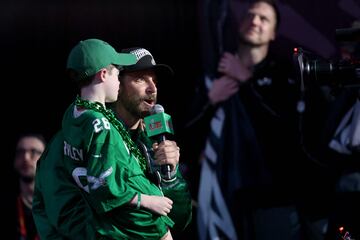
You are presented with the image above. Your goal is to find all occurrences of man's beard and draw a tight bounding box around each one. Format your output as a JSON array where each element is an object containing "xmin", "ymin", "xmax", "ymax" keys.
[
  {"xmin": 20, "ymin": 175, "xmax": 34, "ymax": 183},
  {"xmin": 118, "ymin": 93, "xmax": 155, "ymax": 119}
]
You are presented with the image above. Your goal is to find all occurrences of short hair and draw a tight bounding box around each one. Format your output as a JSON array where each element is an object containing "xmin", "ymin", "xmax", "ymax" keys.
[
  {"xmin": 68, "ymin": 64, "xmax": 117, "ymax": 89},
  {"xmin": 251, "ymin": 0, "xmax": 281, "ymax": 31},
  {"xmin": 16, "ymin": 132, "xmax": 47, "ymax": 147}
]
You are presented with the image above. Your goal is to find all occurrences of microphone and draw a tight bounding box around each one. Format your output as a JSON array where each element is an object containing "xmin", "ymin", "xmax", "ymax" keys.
[{"xmin": 144, "ymin": 104, "xmax": 175, "ymax": 180}]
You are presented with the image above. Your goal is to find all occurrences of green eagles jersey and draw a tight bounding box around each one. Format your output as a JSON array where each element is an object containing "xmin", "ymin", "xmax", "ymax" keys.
[
  {"xmin": 34, "ymin": 102, "xmax": 176, "ymax": 239},
  {"xmin": 33, "ymin": 130, "xmax": 96, "ymax": 239}
]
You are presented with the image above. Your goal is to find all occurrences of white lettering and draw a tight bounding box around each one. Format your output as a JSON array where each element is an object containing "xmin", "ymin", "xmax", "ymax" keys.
[
  {"xmin": 130, "ymin": 48, "xmax": 154, "ymax": 63},
  {"xmin": 64, "ymin": 141, "xmax": 84, "ymax": 161}
]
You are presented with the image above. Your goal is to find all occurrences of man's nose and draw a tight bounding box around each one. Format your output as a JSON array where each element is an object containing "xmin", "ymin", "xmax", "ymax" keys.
[{"xmin": 146, "ymin": 78, "xmax": 157, "ymax": 93}]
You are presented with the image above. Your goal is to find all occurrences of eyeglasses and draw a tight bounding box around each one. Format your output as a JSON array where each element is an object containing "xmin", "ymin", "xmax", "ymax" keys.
[{"xmin": 15, "ymin": 148, "xmax": 43, "ymax": 158}]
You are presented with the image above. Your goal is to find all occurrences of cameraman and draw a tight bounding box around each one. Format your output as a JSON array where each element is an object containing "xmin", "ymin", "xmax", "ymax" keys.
[
  {"xmin": 323, "ymin": 41, "xmax": 360, "ymax": 239},
  {"xmin": 322, "ymin": 91, "xmax": 359, "ymax": 240},
  {"xmin": 295, "ymin": 22, "xmax": 360, "ymax": 240}
]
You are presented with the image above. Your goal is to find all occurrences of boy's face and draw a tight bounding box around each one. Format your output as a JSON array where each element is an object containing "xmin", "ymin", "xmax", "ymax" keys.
[{"xmin": 104, "ymin": 66, "xmax": 120, "ymax": 103}]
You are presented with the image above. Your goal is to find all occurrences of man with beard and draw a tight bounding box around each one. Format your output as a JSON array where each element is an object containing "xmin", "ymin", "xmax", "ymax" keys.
[
  {"xmin": 13, "ymin": 133, "xmax": 46, "ymax": 240},
  {"xmin": 182, "ymin": 0, "xmax": 317, "ymax": 239},
  {"xmin": 112, "ymin": 47, "xmax": 192, "ymax": 239}
]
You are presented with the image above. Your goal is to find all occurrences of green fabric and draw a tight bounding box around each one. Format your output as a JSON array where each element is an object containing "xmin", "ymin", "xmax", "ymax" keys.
[
  {"xmin": 137, "ymin": 130, "xmax": 193, "ymax": 233},
  {"xmin": 66, "ymin": 38, "xmax": 136, "ymax": 80},
  {"xmin": 161, "ymin": 170, "xmax": 193, "ymax": 233},
  {"xmin": 33, "ymin": 131, "xmax": 96, "ymax": 240},
  {"xmin": 62, "ymin": 102, "xmax": 173, "ymax": 239},
  {"xmin": 33, "ymin": 101, "xmax": 191, "ymax": 239}
]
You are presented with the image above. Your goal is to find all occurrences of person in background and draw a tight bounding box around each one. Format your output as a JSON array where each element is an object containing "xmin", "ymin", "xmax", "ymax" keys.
[
  {"xmin": 182, "ymin": 0, "xmax": 318, "ymax": 239},
  {"xmin": 322, "ymin": 76, "xmax": 360, "ymax": 240},
  {"xmin": 319, "ymin": 20, "xmax": 360, "ymax": 239},
  {"xmin": 13, "ymin": 133, "xmax": 46, "ymax": 240},
  {"xmin": 292, "ymin": 20, "xmax": 360, "ymax": 240}
]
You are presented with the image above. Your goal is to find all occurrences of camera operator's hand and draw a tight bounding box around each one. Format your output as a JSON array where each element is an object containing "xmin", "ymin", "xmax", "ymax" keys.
[{"xmin": 218, "ymin": 52, "xmax": 252, "ymax": 82}]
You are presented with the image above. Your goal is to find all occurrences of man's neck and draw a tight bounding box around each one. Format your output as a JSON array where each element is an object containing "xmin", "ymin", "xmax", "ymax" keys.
[
  {"xmin": 19, "ymin": 180, "xmax": 34, "ymax": 209},
  {"xmin": 81, "ymin": 86, "xmax": 106, "ymax": 107},
  {"xmin": 237, "ymin": 43, "xmax": 269, "ymax": 67},
  {"xmin": 115, "ymin": 109, "xmax": 142, "ymax": 130},
  {"xmin": 128, "ymin": 119, "xmax": 142, "ymax": 130}
]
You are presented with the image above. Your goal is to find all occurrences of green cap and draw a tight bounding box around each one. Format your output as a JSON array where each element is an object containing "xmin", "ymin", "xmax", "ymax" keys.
[{"xmin": 66, "ymin": 38, "xmax": 136, "ymax": 80}]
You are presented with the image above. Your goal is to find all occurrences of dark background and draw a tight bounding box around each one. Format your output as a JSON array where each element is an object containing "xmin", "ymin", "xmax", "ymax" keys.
[
  {"xmin": 1, "ymin": 0, "xmax": 359, "ymax": 235},
  {"xmin": 2, "ymin": 0, "xmax": 202, "ymax": 142}
]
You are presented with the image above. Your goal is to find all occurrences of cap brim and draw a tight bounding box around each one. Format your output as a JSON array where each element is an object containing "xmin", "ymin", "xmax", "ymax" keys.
[
  {"xmin": 154, "ymin": 64, "xmax": 174, "ymax": 76},
  {"xmin": 116, "ymin": 53, "xmax": 137, "ymax": 66},
  {"xmin": 123, "ymin": 64, "xmax": 174, "ymax": 81}
]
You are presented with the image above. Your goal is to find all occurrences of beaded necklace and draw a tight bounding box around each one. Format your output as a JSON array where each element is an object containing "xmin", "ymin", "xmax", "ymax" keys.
[{"xmin": 75, "ymin": 96, "xmax": 147, "ymax": 172}]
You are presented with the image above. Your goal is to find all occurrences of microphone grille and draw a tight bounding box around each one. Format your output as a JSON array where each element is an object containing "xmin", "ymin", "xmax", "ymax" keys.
[{"xmin": 151, "ymin": 104, "xmax": 165, "ymax": 114}]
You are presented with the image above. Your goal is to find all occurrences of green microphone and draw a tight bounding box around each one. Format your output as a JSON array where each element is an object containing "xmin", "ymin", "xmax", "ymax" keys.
[{"xmin": 144, "ymin": 104, "xmax": 174, "ymax": 179}]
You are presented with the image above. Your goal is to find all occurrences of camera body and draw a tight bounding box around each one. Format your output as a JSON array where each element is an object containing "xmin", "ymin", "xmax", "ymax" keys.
[
  {"xmin": 293, "ymin": 27, "xmax": 360, "ymax": 89},
  {"xmin": 293, "ymin": 47, "xmax": 360, "ymax": 88}
]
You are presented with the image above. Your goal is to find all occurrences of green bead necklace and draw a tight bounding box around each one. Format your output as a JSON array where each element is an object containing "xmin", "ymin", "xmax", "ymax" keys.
[{"xmin": 75, "ymin": 96, "xmax": 147, "ymax": 172}]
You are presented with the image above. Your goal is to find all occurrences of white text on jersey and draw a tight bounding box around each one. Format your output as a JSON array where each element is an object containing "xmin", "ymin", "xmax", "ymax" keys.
[{"xmin": 64, "ymin": 141, "xmax": 84, "ymax": 161}]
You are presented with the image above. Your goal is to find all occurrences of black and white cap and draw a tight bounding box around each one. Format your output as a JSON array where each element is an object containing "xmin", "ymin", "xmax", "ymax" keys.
[{"xmin": 120, "ymin": 47, "xmax": 174, "ymax": 80}]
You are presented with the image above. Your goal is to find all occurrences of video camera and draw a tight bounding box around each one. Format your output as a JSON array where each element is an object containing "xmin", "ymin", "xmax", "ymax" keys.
[{"xmin": 293, "ymin": 27, "xmax": 360, "ymax": 88}]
